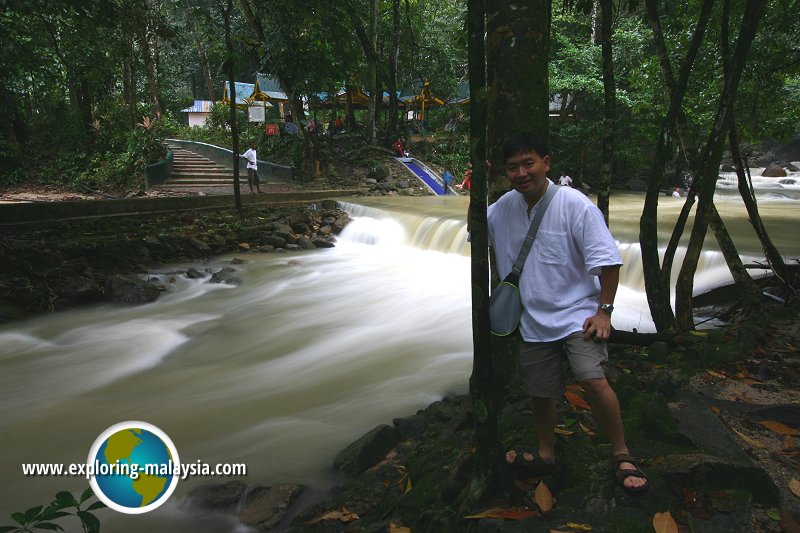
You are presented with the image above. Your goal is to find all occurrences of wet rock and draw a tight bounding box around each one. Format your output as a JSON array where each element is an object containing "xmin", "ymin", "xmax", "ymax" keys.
[
  {"xmin": 333, "ymin": 424, "xmax": 401, "ymax": 476},
  {"xmin": 238, "ymin": 484, "xmax": 304, "ymax": 531},
  {"xmin": 367, "ymin": 164, "xmax": 390, "ymax": 181},
  {"xmin": 185, "ymin": 267, "xmax": 204, "ymax": 279},
  {"xmin": 262, "ymin": 235, "xmax": 287, "ymax": 248},
  {"xmin": 296, "ymin": 236, "xmax": 314, "ymax": 250},
  {"xmin": 761, "ymin": 163, "xmax": 787, "ymax": 177},
  {"xmin": 105, "ymin": 275, "xmax": 161, "ymax": 304},
  {"xmin": 209, "ymin": 267, "xmax": 240, "ymax": 285},
  {"xmin": 188, "ymin": 480, "xmax": 247, "ymax": 511},
  {"xmin": 311, "ymin": 237, "xmax": 335, "ymax": 248},
  {"xmin": 332, "ymin": 214, "xmax": 350, "ymax": 233}
]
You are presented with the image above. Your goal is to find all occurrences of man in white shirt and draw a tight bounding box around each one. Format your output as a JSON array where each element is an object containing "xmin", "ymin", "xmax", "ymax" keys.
[
  {"xmin": 488, "ymin": 132, "xmax": 648, "ymax": 494},
  {"xmin": 558, "ymin": 171, "xmax": 573, "ymax": 187},
  {"xmin": 242, "ymin": 142, "xmax": 262, "ymax": 194}
]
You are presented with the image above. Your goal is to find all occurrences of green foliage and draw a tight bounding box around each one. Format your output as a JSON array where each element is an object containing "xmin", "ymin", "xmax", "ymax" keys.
[{"xmin": 1, "ymin": 489, "xmax": 105, "ymax": 533}]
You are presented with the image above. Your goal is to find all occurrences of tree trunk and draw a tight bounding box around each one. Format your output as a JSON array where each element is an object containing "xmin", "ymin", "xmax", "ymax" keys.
[
  {"xmin": 366, "ymin": 0, "xmax": 377, "ymax": 144},
  {"xmin": 730, "ymin": 122, "xmax": 793, "ymax": 287},
  {"xmin": 640, "ymin": 0, "xmax": 714, "ymax": 332},
  {"xmin": 674, "ymin": 0, "xmax": 768, "ymax": 329},
  {"xmin": 388, "ymin": 0, "xmax": 400, "ymax": 135},
  {"xmin": 184, "ymin": 0, "xmax": 216, "ymax": 101},
  {"xmin": 143, "ymin": 0, "xmax": 162, "ymax": 119},
  {"xmin": 596, "ymin": 0, "xmax": 615, "ymax": 224},
  {"xmin": 224, "ymin": 0, "xmax": 241, "ymax": 211},
  {"xmin": 485, "ymin": 0, "xmax": 550, "ymax": 200},
  {"xmin": 458, "ymin": 0, "xmax": 513, "ymax": 518}
]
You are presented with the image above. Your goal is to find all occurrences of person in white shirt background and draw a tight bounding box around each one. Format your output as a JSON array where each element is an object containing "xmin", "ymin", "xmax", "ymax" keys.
[
  {"xmin": 558, "ymin": 171, "xmax": 573, "ymax": 187},
  {"xmin": 242, "ymin": 142, "xmax": 262, "ymax": 194}
]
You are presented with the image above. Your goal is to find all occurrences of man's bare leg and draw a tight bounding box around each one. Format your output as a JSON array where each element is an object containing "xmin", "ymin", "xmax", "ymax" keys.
[{"xmin": 581, "ymin": 377, "xmax": 647, "ymax": 491}]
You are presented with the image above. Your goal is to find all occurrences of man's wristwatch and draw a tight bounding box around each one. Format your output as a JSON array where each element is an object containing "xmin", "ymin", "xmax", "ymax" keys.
[{"xmin": 599, "ymin": 303, "xmax": 614, "ymax": 315}]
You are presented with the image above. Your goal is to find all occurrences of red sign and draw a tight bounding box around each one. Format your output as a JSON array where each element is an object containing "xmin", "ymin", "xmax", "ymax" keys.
[{"xmin": 265, "ymin": 123, "xmax": 278, "ymax": 136}]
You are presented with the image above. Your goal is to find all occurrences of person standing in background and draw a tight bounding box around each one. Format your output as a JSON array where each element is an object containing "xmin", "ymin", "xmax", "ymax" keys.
[{"xmin": 242, "ymin": 142, "xmax": 262, "ymax": 194}]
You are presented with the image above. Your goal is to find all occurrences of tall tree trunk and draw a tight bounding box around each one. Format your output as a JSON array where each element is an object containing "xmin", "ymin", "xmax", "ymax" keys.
[
  {"xmin": 640, "ymin": 0, "xmax": 713, "ymax": 331},
  {"xmin": 675, "ymin": 0, "xmax": 768, "ymax": 328},
  {"xmin": 388, "ymin": 0, "xmax": 400, "ymax": 135},
  {"xmin": 367, "ymin": 0, "xmax": 378, "ymax": 144},
  {"xmin": 224, "ymin": 0, "xmax": 241, "ymax": 211},
  {"xmin": 458, "ymin": 0, "xmax": 513, "ymax": 517},
  {"xmin": 730, "ymin": 122, "xmax": 792, "ymax": 285},
  {"xmin": 596, "ymin": 0, "xmax": 614, "ymax": 223},
  {"xmin": 143, "ymin": 0, "xmax": 162, "ymax": 119},
  {"xmin": 485, "ymin": 0, "xmax": 550, "ymax": 200},
  {"xmin": 184, "ymin": 0, "xmax": 216, "ymax": 101}
]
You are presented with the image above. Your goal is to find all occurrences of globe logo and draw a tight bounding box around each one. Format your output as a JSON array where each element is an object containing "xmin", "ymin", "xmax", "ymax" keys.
[{"xmin": 87, "ymin": 421, "xmax": 180, "ymax": 514}]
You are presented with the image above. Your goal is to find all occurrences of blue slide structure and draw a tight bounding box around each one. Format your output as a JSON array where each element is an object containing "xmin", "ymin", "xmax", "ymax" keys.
[{"xmin": 396, "ymin": 157, "xmax": 453, "ymax": 195}]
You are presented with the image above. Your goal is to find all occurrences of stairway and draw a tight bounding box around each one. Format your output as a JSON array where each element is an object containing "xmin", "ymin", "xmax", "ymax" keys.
[{"xmin": 157, "ymin": 144, "xmax": 234, "ymax": 191}]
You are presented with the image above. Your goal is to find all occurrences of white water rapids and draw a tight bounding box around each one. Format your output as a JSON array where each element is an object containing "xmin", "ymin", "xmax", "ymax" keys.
[{"xmin": 1, "ymin": 186, "xmax": 798, "ymax": 532}]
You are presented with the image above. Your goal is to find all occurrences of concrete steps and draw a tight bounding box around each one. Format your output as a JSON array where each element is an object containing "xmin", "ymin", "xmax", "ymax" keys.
[{"xmin": 159, "ymin": 146, "xmax": 235, "ymax": 189}]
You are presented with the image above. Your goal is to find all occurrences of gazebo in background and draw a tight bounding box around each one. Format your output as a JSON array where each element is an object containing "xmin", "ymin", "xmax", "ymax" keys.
[{"xmin": 400, "ymin": 80, "xmax": 446, "ymax": 135}]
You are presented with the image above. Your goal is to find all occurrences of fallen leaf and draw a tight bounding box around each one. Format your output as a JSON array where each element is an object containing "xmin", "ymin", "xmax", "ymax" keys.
[
  {"xmin": 565, "ymin": 391, "xmax": 592, "ymax": 411},
  {"xmin": 760, "ymin": 420, "xmax": 800, "ymax": 437},
  {"xmin": 579, "ymin": 422, "xmax": 596, "ymax": 437},
  {"xmin": 705, "ymin": 369, "xmax": 726, "ymax": 379},
  {"xmin": 388, "ymin": 523, "xmax": 411, "ymax": 533},
  {"xmin": 731, "ymin": 426, "xmax": 767, "ymax": 448},
  {"xmin": 652, "ymin": 511, "xmax": 679, "ymax": 533},
  {"xmin": 534, "ymin": 481, "xmax": 555, "ymax": 513},
  {"xmin": 464, "ymin": 507, "xmax": 539, "ymax": 520},
  {"xmin": 564, "ymin": 523, "xmax": 592, "ymax": 531},
  {"xmin": 708, "ymin": 405, "xmax": 721, "ymax": 414},
  {"xmin": 554, "ymin": 427, "xmax": 575, "ymax": 436},
  {"xmin": 789, "ymin": 478, "xmax": 800, "ymax": 499},
  {"xmin": 306, "ymin": 507, "xmax": 360, "ymax": 525}
]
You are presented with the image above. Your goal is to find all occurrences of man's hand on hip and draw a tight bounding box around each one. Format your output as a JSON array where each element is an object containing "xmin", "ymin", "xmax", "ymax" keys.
[{"xmin": 582, "ymin": 312, "xmax": 612, "ymax": 340}]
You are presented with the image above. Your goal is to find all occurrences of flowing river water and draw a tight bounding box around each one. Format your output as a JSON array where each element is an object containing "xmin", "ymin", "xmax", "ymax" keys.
[{"xmin": 1, "ymin": 182, "xmax": 799, "ymax": 532}]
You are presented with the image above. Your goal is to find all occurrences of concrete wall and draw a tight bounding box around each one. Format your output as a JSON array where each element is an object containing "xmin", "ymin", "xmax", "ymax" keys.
[{"xmin": 166, "ymin": 138, "xmax": 293, "ymax": 182}]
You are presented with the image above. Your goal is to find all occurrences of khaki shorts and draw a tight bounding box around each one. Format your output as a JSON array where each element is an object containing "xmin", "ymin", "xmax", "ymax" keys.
[{"xmin": 518, "ymin": 332, "xmax": 608, "ymax": 398}]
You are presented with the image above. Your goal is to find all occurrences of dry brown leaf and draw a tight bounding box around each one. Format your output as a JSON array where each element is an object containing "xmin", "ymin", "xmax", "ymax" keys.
[
  {"xmin": 652, "ymin": 511, "xmax": 679, "ymax": 533},
  {"xmin": 388, "ymin": 523, "xmax": 411, "ymax": 533},
  {"xmin": 579, "ymin": 422, "xmax": 596, "ymax": 437},
  {"xmin": 789, "ymin": 478, "xmax": 800, "ymax": 499},
  {"xmin": 464, "ymin": 507, "xmax": 539, "ymax": 520},
  {"xmin": 306, "ymin": 507, "xmax": 360, "ymax": 525},
  {"xmin": 760, "ymin": 420, "xmax": 800, "ymax": 437},
  {"xmin": 708, "ymin": 405, "xmax": 721, "ymax": 414},
  {"xmin": 564, "ymin": 523, "xmax": 592, "ymax": 531},
  {"xmin": 705, "ymin": 369, "xmax": 727, "ymax": 379},
  {"xmin": 565, "ymin": 390, "xmax": 592, "ymax": 411},
  {"xmin": 534, "ymin": 481, "xmax": 555, "ymax": 513},
  {"xmin": 731, "ymin": 426, "xmax": 768, "ymax": 448},
  {"xmin": 554, "ymin": 427, "xmax": 575, "ymax": 436}
]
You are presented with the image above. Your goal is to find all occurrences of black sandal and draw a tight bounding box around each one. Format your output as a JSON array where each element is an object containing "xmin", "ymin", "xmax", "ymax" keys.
[
  {"xmin": 506, "ymin": 449, "xmax": 557, "ymax": 479},
  {"xmin": 612, "ymin": 453, "xmax": 649, "ymax": 494}
]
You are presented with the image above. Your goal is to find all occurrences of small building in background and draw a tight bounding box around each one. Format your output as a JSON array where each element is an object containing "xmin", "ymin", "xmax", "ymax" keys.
[{"xmin": 180, "ymin": 100, "xmax": 215, "ymax": 127}]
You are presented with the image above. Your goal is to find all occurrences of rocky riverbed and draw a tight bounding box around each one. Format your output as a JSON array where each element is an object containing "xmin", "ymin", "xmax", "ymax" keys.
[{"xmin": 0, "ymin": 202, "xmax": 351, "ymax": 322}]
